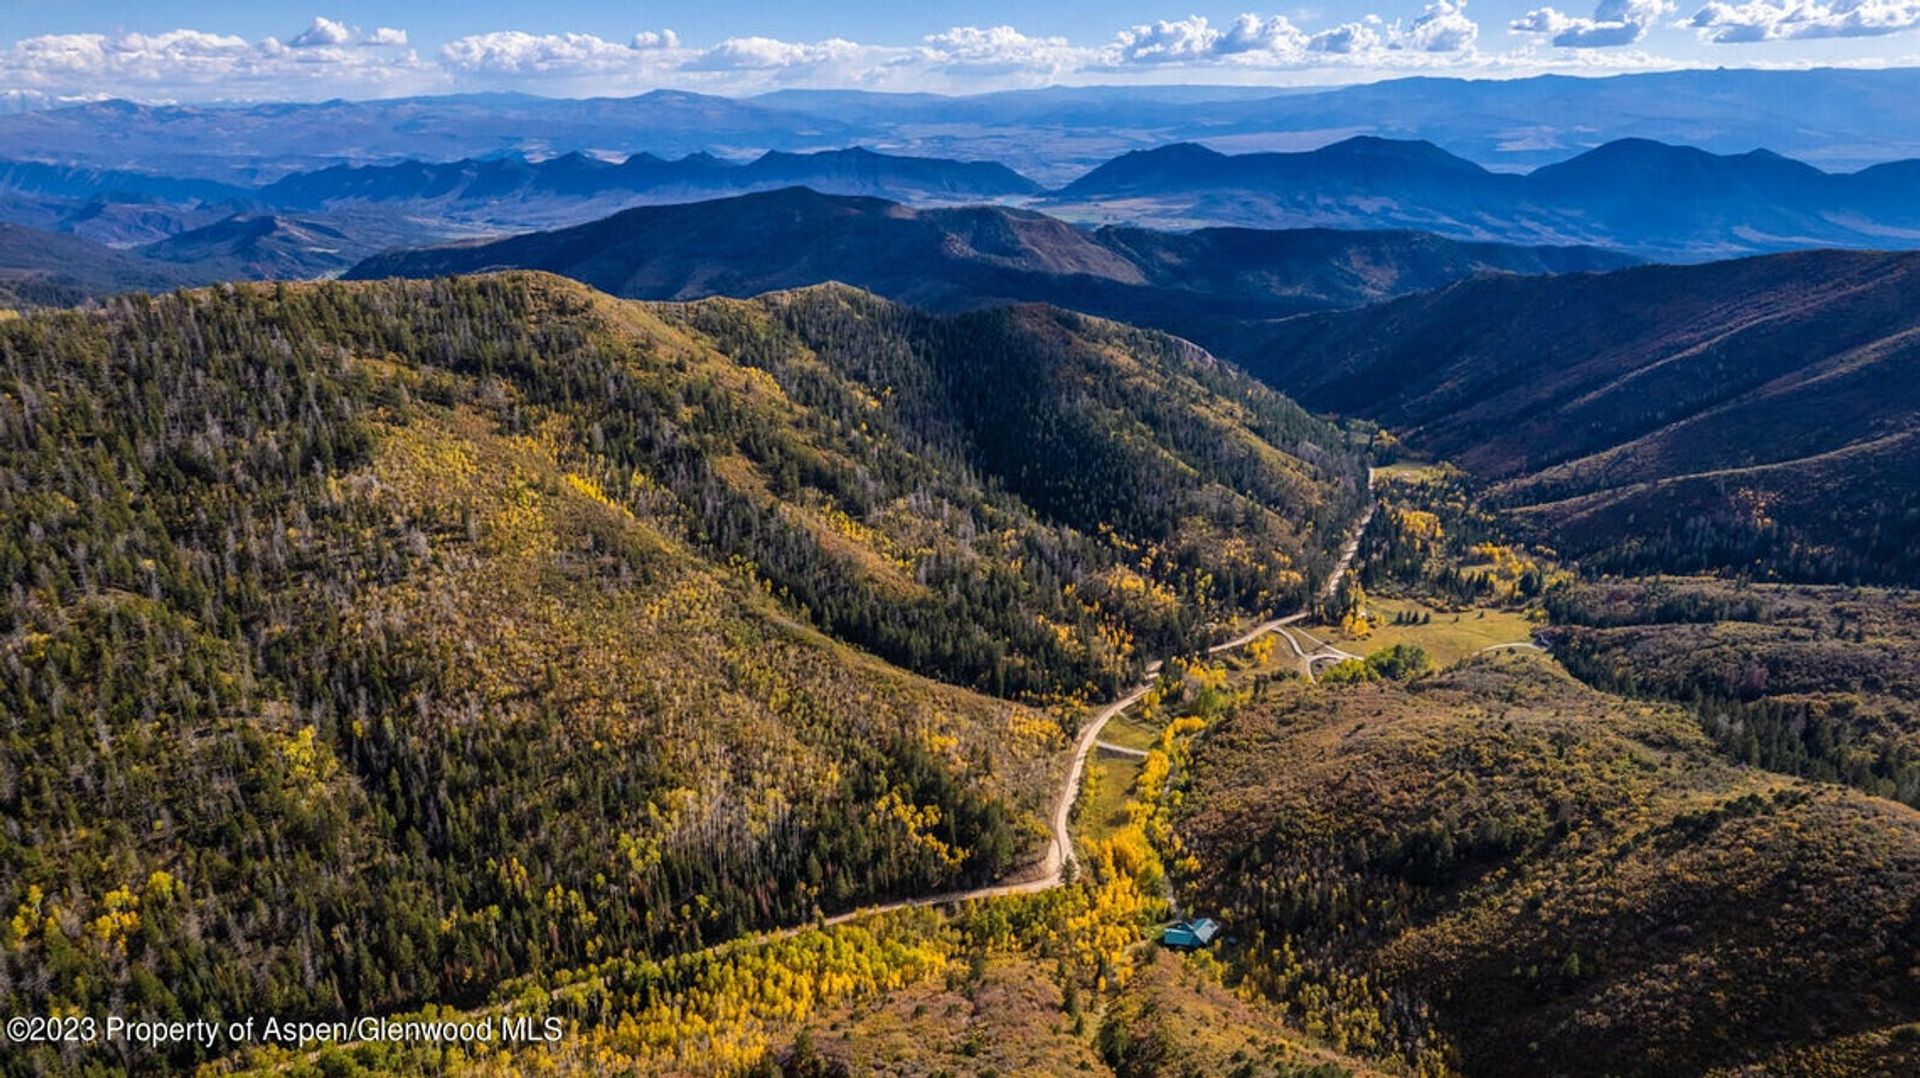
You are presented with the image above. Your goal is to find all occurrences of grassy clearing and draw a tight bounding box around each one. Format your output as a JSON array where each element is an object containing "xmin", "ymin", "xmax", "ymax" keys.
[
  {"xmin": 1101, "ymin": 708, "xmax": 1165, "ymax": 751},
  {"xmin": 1371, "ymin": 460, "xmax": 1448, "ymax": 483},
  {"xmin": 1333, "ymin": 596, "xmax": 1538, "ymax": 667},
  {"xmin": 1074, "ymin": 752, "xmax": 1146, "ymax": 860}
]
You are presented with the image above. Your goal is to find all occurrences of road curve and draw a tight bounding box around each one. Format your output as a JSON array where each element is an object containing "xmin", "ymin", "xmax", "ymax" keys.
[{"xmin": 808, "ymin": 475, "xmax": 1378, "ymax": 927}]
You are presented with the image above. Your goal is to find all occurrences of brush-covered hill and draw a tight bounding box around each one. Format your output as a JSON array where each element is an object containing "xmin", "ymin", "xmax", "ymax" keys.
[
  {"xmin": 344, "ymin": 186, "xmax": 1631, "ymax": 349},
  {"xmin": 0, "ymin": 272, "xmax": 1366, "ymax": 1072},
  {"xmin": 1248, "ymin": 249, "xmax": 1920, "ymax": 584},
  {"xmin": 1177, "ymin": 653, "xmax": 1920, "ymax": 1077}
]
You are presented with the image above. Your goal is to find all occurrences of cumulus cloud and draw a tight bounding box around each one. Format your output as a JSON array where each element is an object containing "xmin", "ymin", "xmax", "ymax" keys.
[
  {"xmin": 289, "ymin": 17, "xmax": 353, "ymax": 48},
  {"xmin": 922, "ymin": 26, "xmax": 1091, "ymax": 75},
  {"xmin": 0, "ymin": 23, "xmax": 436, "ymax": 100},
  {"xmin": 439, "ymin": 30, "xmax": 683, "ymax": 76},
  {"xmin": 1404, "ymin": 0, "xmax": 1482, "ymax": 51},
  {"xmin": 1218, "ymin": 14, "xmax": 1313, "ymax": 54},
  {"xmin": 1687, "ymin": 0, "xmax": 1920, "ymax": 41},
  {"xmin": 1108, "ymin": 6, "xmax": 1478, "ymax": 65},
  {"xmin": 1111, "ymin": 16, "xmax": 1228, "ymax": 63},
  {"xmin": 1309, "ymin": 20, "xmax": 1388, "ymax": 54},
  {"xmin": 1513, "ymin": 0, "xmax": 1674, "ymax": 46},
  {"xmin": 0, "ymin": 6, "xmax": 1750, "ymax": 104},
  {"xmin": 684, "ymin": 35, "xmax": 877, "ymax": 71},
  {"xmin": 286, "ymin": 16, "xmax": 412, "ymax": 49}
]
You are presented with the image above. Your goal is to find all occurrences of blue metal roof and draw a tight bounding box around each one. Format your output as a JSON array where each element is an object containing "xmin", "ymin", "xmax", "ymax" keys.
[{"xmin": 1161, "ymin": 917, "xmax": 1220, "ymax": 947}]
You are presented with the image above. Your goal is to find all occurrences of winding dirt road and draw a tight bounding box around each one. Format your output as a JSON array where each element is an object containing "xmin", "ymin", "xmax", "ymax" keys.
[{"xmin": 815, "ymin": 482, "xmax": 1378, "ymax": 926}]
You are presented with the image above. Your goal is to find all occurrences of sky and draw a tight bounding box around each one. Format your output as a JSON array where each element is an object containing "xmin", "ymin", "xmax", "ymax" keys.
[{"xmin": 3, "ymin": 1, "xmax": 1920, "ymax": 104}]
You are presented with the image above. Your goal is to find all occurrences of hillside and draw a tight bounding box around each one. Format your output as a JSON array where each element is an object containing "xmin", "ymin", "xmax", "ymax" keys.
[
  {"xmin": 344, "ymin": 187, "xmax": 1631, "ymax": 352},
  {"xmin": 1545, "ymin": 577, "xmax": 1920, "ymax": 807},
  {"xmin": 1248, "ymin": 249, "xmax": 1920, "ymax": 584},
  {"xmin": 1176, "ymin": 654, "xmax": 1920, "ymax": 1076},
  {"xmin": 0, "ymin": 221, "xmax": 199, "ymax": 306},
  {"xmin": 0, "ymin": 272, "xmax": 1367, "ymax": 1070},
  {"xmin": 135, "ymin": 213, "xmax": 365, "ymax": 279},
  {"xmin": 1047, "ymin": 136, "xmax": 1920, "ymax": 259}
]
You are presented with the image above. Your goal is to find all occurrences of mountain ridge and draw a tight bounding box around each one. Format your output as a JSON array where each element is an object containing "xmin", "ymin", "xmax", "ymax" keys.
[
  {"xmin": 1047, "ymin": 135, "xmax": 1920, "ymax": 259},
  {"xmin": 1247, "ymin": 248, "xmax": 1920, "ymax": 583},
  {"xmin": 341, "ymin": 186, "xmax": 1636, "ymax": 355}
]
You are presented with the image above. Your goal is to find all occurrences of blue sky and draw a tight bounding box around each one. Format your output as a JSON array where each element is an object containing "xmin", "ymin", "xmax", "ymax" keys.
[{"xmin": 3, "ymin": 2, "xmax": 1919, "ymax": 104}]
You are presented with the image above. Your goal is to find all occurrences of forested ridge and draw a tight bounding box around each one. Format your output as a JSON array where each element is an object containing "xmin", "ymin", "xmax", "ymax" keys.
[
  {"xmin": 0, "ymin": 273, "xmax": 1364, "ymax": 1073},
  {"xmin": 1247, "ymin": 250, "xmax": 1920, "ymax": 586},
  {"xmin": 1546, "ymin": 577, "xmax": 1920, "ymax": 807}
]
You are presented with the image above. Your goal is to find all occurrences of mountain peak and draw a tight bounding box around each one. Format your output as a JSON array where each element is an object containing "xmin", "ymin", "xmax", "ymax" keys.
[{"xmin": 1135, "ymin": 142, "xmax": 1227, "ymax": 162}]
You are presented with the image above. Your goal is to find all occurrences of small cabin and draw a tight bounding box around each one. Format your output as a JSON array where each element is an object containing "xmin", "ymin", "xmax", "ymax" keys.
[{"xmin": 1161, "ymin": 917, "xmax": 1219, "ymax": 950}]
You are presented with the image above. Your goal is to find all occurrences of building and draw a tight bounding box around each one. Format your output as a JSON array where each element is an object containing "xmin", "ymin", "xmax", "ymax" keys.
[{"xmin": 1161, "ymin": 917, "xmax": 1220, "ymax": 950}]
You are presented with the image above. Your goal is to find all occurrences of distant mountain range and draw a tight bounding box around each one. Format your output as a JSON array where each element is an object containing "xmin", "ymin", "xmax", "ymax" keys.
[
  {"xmin": 9, "ymin": 130, "xmax": 1920, "ymax": 269},
  {"xmin": 261, "ymin": 146, "xmax": 1040, "ymax": 208},
  {"xmin": 1245, "ymin": 249, "xmax": 1920, "ymax": 583},
  {"xmin": 342, "ymin": 187, "xmax": 1634, "ymax": 347},
  {"xmin": 1046, "ymin": 136, "xmax": 1920, "ymax": 260},
  {"xmin": 0, "ymin": 145, "xmax": 1048, "ymax": 246},
  {"xmin": 5, "ymin": 68, "xmax": 1920, "ymax": 182}
]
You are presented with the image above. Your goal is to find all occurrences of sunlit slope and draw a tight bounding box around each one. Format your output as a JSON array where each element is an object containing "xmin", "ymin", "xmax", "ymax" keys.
[
  {"xmin": 0, "ymin": 272, "xmax": 1363, "ymax": 1072},
  {"xmin": 1176, "ymin": 654, "xmax": 1920, "ymax": 1076}
]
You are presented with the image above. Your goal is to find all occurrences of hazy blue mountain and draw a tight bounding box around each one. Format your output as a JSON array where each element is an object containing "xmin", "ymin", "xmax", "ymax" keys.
[
  {"xmin": 0, "ymin": 159, "xmax": 252, "ymax": 204},
  {"xmin": 263, "ymin": 146, "xmax": 1039, "ymax": 214},
  {"xmin": 1047, "ymin": 136, "xmax": 1920, "ymax": 260}
]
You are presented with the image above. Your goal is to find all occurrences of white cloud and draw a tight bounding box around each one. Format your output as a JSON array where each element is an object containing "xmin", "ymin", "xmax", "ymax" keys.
[
  {"xmin": 1111, "ymin": 17, "xmax": 1228, "ymax": 63},
  {"xmin": 440, "ymin": 30, "xmax": 684, "ymax": 76},
  {"xmin": 1217, "ymin": 14, "xmax": 1312, "ymax": 54},
  {"xmin": 289, "ymin": 17, "xmax": 353, "ymax": 49},
  {"xmin": 1107, "ymin": 8, "xmax": 1478, "ymax": 66},
  {"xmin": 288, "ymin": 16, "xmax": 411, "ymax": 49},
  {"xmin": 0, "ymin": 26, "xmax": 437, "ymax": 100},
  {"xmin": 1687, "ymin": 0, "xmax": 1920, "ymax": 41},
  {"xmin": 1, "ymin": 6, "xmax": 1812, "ymax": 104},
  {"xmin": 922, "ymin": 26, "xmax": 1091, "ymax": 75},
  {"xmin": 1404, "ymin": 0, "xmax": 1482, "ymax": 51},
  {"xmin": 685, "ymin": 35, "xmax": 876, "ymax": 71},
  {"xmin": 1513, "ymin": 0, "xmax": 1674, "ymax": 46},
  {"xmin": 1309, "ymin": 20, "xmax": 1388, "ymax": 54}
]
